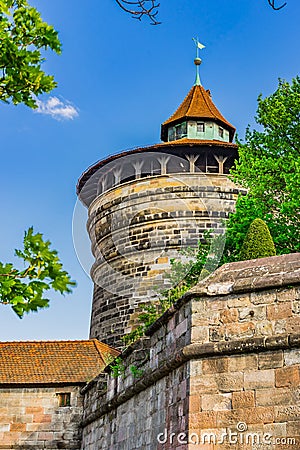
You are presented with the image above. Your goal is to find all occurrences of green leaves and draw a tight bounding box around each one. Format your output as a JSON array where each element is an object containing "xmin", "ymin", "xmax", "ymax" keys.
[
  {"xmin": 0, "ymin": 0, "xmax": 61, "ymax": 107},
  {"xmin": 0, "ymin": 228, "xmax": 76, "ymax": 317},
  {"xmin": 226, "ymin": 77, "xmax": 300, "ymax": 258},
  {"xmin": 239, "ymin": 219, "xmax": 276, "ymax": 261}
]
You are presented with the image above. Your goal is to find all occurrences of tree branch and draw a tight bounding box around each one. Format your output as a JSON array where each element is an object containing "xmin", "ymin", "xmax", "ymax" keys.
[
  {"xmin": 115, "ymin": 0, "xmax": 287, "ymax": 24},
  {"xmin": 267, "ymin": 0, "xmax": 287, "ymax": 10},
  {"xmin": 115, "ymin": 0, "xmax": 161, "ymax": 24}
]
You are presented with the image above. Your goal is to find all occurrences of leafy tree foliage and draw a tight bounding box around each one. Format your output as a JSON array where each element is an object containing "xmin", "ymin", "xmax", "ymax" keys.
[
  {"xmin": 239, "ymin": 218, "xmax": 276, "ymax": 260},
  {"xmin": 0, "ymin": 227, "xmax": 76, "ymax": 317},
  {"xmin": 0, "ymin": 0, "xmax": 61, "ymax": 107},
  {"xmin": 225, "ymin": 76, "xmax": 300, "ymax": 259}
]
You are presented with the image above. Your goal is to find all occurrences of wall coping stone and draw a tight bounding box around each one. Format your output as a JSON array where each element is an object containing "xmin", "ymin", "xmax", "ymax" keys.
[
  {"xmin": 81, "ymin": 332, "xmax": 300, "ymax": 428},
  {"xmin": 190, "ymin": 252, "xmax": 300, "ymax": 295},
  {"xmin": 146, "ymin": 253, "xmax": 300, "ymax": 335},
  {"xmin": 80, "ymin": 373, "xmax": 107, "ymax": 395}
]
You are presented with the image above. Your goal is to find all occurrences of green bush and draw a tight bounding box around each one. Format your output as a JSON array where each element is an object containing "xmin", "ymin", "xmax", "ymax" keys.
[{"xmin": 239, "ymin": 218, "xmax": 276, "ymax": 261}]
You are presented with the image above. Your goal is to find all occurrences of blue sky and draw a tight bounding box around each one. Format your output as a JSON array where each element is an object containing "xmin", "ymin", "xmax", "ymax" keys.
[{"xmin": 0, "ymin": 0, "xmax": 299, "ymax": 341}]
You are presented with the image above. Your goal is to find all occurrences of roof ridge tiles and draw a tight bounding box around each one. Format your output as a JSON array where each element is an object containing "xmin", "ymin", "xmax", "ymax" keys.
[
  {"xmin": 200, "ymin": 86, "xmax": 217, "ymax": 119},
  {"xmin": 185, "ymin": 85, "xmax": 197, "ymax": 117},
  {"xmin": 0, "ymin": 339, "xmax": 95, "ymax": 345},
  {"xmin": 91, "ymin": 339, "xmax": 119, "ymax": 363},
  {"xmin": 0, "ymin": 339, "xmax": 119, "ymax": 384}
]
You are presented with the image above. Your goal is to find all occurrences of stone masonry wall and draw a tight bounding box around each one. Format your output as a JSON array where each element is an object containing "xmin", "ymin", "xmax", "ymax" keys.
[
  {"xmin": 81, "ymin": 299, "xmax": 192, "ymax": 450},
  {"xmin": 0, "ymin": 386, "xmax": 82, "ymax": 450},
  {"xmin": 81, "ymin": 253, "xmax": 300, "ymax": 450},
  {"xmin": 88, "ymin": 173, "xmax": 244, "ymax": 348}
]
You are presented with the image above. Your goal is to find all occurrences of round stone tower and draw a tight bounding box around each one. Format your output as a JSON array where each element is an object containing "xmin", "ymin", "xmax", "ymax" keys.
[{"xmin": 77, "ymin": 55, "xmax": 245, "ymax": 349}]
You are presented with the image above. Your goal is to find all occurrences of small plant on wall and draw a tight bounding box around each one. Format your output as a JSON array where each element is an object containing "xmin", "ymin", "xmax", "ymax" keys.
[{"xmin": 122, "ymin": 233, "xmax": 220, "ymax": 346}]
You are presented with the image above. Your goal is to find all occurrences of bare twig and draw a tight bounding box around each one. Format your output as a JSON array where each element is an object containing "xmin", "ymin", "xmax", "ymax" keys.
[
  {"xmin": 267, "ymin": 0, "xmax": 287, "ymax": 10},
  {"xmin": 115, "ymin": 0, "xmax": 287, "ymax": 25},
  {"xmin": 115, "ymin": 0, "xmax": 161, "ymax": 24}
]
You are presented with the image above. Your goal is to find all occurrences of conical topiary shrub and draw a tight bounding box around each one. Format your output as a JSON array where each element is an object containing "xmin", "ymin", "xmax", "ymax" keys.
[{"xmin": 239, "ymin": 218, "xmax": 276, "ymax": 261}]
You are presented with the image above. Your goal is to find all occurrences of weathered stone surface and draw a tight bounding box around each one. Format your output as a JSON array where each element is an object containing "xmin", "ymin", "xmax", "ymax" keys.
[
  {"xmin": 238, "ymin": 305, "xmax": 266, "ymax": 321},
  {"xmin": 202, "ymin": 357, "xmax": 229, "ymax": 374},
  {"xmin": 275, "ymin": 366, "xmax": 300, "ymax": 388},
  {"xmin": 275, "ymin": 405, "xmax": 300, "ymax": 421},
  {"xmin": 225, "ymin": 322, "xmax": 255, "ymax": 340},
  {"xmin": 250, "ymin": 291, "xmax": 276, "ymax": 305},
  {"xmin": 244, "ymin": 369, "xmax": 275, "ymax": 390},
  {"xmin": 191, "ymin": 325, "xmax": 209, "ymax": 343},
  {"xmin": 267, "ymin": 303, "xmax": 293, "ymax": 321},
  {"xmin": 215, "ymin": 373, "xmax": 244, "ymax": 392},
  {"xmin": 228, "ymin": 354, "xmax": 258, "ymax": 372},
  {"xmin": 207, "ymin": 282, "xmax": 234, "ymax": 296},
  {"xmin": 189, "ymin": 411, "xmax": 217, "ymax": 430},
  {"xmin": 220, "ymin": 308, "xmax": 239, "ymax": 324},
  {"xmin": 201, "ymin": 393, "xmax": 232, "ymax": 411},
  {"xmin": 189, "ymin": 395, "xmax": 201, "ymax": 414},
  {"xmin": 232, "ymin": 391, "xmax": 255, "ymax": 409},
  {"xmin": 216, "ymin": 406, "xmax": 275, "ymax": 426},
  {"xmin": 284, "ymin": 349, "xmax": 300, "ymax": 366},
  {"xmin": 190, "ymin": 253, "xmax": 300, "ymax": 298},
  {"xmin": 0, "ymin": 387, "xmax": 83, "ymax": 450},
  {"xmin": 257, "ymin": 320, "xmax": 274, "ymax": 336},
  {"xmin": 256, "ymin": 388, "xmax": 294, "ymax": 407},
  {"xmin": 258, "ymin": 351, "xmax": 283, "ymax": 370},
  {"xmin": 227, "ymin": 294, "xmax": 251, "ymax": 308}
]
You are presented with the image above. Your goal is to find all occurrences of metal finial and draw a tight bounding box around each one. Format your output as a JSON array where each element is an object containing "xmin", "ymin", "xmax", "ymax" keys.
[{"xmin": 192, "ymin": 37, "xmax": 205, "ymax": 86}]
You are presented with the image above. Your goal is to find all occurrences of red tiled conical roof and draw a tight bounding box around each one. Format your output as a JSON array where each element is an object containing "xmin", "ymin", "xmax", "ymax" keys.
[{"xmin": 161, "ymin": 85, "xmax": 235, "ymax": 141}]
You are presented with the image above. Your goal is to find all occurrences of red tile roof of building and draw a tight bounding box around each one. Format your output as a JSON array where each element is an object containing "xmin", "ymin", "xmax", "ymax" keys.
[
  {"xmin": 0, "ymin": 340, "xmax": 119, "ymax": 385},
  {"xmin": 161, "ymin": 85, "xmax": 235, "ymax": 141}
]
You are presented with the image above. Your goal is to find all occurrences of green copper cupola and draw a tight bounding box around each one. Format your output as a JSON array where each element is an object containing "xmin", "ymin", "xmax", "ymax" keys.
[{"xmin": 160, "ymin": 40, "xmax": 236, "ymax": 143}]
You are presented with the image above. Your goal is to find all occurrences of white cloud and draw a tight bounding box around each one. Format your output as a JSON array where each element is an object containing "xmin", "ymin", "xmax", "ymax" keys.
[{"xmin": 35, "ymin": 96, "xmax": 79, "ymax": 121}]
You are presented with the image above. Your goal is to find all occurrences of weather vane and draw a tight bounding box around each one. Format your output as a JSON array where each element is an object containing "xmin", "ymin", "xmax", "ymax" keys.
[{"xmin": 192, "ymin": 37, "xmax": 205, "ymax": 86}]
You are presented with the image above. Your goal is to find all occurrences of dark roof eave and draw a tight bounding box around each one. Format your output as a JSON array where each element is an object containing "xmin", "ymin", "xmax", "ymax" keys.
[
  {"xmin": 162, "ymin": 115, "xmax": 235, "ymax": 130},
  {"xmin": 77, "ymin": 140, "xmax": 238, "ymax": 195}
]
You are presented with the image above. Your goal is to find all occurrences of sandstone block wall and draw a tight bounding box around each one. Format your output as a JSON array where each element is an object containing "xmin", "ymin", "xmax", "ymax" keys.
[
  {"xmin": 88, "ymin": 173, "xmax": 244, "ymax": 348},
  {"xmin": 81, "ymin": 300, "xmax": 192, "ymax": 450},
  {"xmin": 81, "ymin": 253, "xmax": 300, "ymax": 450},
  {"xmin": 0, "ymin": 386, "xmax": 82, "ymax": 450}
]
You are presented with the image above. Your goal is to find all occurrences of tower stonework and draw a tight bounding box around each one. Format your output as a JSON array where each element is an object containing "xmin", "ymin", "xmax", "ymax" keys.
[{"xmin": 77, "ymin": 81, "xmax": 246, "ymax": 349}]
